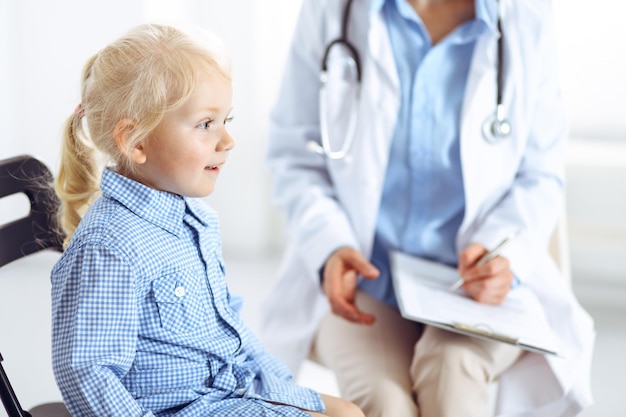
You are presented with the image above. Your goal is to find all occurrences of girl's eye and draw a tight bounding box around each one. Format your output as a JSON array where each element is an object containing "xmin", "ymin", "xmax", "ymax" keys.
[
  {"xmin": 198, "ymin": 120, "xmax": 213, "ymax": 130},
  {"xmin": 224, "ymin": 115, "xmax": 234, "ymax": 125}
]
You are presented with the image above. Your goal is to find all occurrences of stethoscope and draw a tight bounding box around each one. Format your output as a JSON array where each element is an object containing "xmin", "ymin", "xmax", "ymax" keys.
[{"xmin": 308, "ymin": 0, "xmax": 510, "ymax": 160}]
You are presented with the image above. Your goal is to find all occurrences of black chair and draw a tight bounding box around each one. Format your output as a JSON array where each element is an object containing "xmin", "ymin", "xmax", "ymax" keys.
[{"xmin": 0, "ymin": 155, "xmax": 70, "ymax": 417}]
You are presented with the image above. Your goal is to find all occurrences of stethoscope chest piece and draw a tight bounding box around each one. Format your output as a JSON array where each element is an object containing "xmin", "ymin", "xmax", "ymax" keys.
[{"xmin": 482, "ymin": 104, "xmax": 511, "ymax": 144}]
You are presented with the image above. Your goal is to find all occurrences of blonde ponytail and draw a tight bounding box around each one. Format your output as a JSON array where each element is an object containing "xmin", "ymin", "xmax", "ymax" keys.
[{"xmin": 55, "ymin": 111, "xmax": 101, "ymax": 248}]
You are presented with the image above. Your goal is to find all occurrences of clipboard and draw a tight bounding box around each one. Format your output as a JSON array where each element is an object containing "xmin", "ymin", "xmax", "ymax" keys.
[{"xmin": 390, "ymin": 251, "xmax": 560, "ymax": 356}]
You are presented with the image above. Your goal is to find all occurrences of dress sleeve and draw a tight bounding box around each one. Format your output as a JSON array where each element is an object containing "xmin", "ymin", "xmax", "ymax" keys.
[{"xmin": 51, "ymin": 243, "xmax": 154, "ymax": 417}]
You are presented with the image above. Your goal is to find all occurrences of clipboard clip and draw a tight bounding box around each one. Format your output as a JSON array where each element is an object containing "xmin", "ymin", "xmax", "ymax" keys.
[{"xmin": 452, "ymin": 322, "xmax": 519, "ymax": 345}]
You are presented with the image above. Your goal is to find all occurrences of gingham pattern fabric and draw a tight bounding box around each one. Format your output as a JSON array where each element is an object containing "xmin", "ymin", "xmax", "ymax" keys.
[{"xmin": 51, "ymin": 169, "xmax": 324, "ymax": 417}]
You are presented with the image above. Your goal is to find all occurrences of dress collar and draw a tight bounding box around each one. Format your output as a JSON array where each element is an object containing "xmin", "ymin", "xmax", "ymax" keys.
[{"xmin": 100, "ymin": 169, "xmax": 208, "ymax": 237}]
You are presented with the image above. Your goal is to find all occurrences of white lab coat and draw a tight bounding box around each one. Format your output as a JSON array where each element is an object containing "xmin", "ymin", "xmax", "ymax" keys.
[{"xmin": 259, "ymin": 0, "xmax": 595, "ymax": 416}]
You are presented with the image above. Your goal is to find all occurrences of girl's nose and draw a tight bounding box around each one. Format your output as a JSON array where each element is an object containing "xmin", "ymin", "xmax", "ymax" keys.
[{"xmin": 217, "ymin": 129, "xmax": 235, "ymax": 152}]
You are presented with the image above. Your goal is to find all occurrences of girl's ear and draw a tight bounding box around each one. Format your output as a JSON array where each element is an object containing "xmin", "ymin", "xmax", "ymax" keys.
[{"xmin": 114, "ymin": 119, "xmax": 146, "ymax": 164}]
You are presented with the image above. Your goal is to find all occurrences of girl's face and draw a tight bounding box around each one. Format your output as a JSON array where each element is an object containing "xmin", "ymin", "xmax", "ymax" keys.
[{"xmin": 134, "ymin": 73, "xmax": 235, "ymax": 197}]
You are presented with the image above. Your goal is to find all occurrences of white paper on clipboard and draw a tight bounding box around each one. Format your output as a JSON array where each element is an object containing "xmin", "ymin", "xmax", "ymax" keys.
[{"xmin": 390, "ymin": 251, "xmax": 560, "ymax": 356}]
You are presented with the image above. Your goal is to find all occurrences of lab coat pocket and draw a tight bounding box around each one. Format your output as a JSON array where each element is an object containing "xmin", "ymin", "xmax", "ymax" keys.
[{"xmin": 152, "ymin": 271, "xmax": 204, "ymax": 334}]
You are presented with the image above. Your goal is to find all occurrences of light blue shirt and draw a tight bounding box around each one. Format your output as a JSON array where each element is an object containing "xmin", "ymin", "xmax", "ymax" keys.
[
  {"xmin": 362, "ymin": 0, "xmax": 496, "ymax": 306},
  {"xmin": 51, "ymin": 170, "xmax": 324, "ymax": 417}
]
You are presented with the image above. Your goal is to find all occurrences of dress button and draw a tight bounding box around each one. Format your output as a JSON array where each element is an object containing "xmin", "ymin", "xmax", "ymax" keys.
[{"xmin": 174, "ymin": 286, "xmax": 186, "ymax": 297}]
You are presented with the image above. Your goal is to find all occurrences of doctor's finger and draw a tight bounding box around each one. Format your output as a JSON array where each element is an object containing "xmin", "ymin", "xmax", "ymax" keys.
[
  {"xmin": 339, "ymin": 247, "xmax": 380, "ymax": 279},
  {"xmin": 327, "ymin": 273, "xmax": 375, "ymax": 324},
  {"xmin": 465, "ymin": 267, "xmax": 514, "ymax": 304},
  {"xmin": 458, "ymin": 243, "xmax": 488, "ymax": 273},
  {"xmin": 466, "ymin": 278, "xmax": 512, "ymax": 304},
  {"xmin": 462, "ymin": 254, "xmax": 510, "ymax": 282},
  {"xmin": 330, "ymin": 296, "xmax": 376, "ymax": 324},
  {"xmin": 476, "ymin": 255, "xmax": 511, "ymax": 278},
  {"xmin": 327, "ymin": 284, "xmax": 375, "ymax": 324}
]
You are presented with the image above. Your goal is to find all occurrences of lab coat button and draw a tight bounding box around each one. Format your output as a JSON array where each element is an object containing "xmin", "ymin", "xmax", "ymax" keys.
[{"xmin": 174, "ymin": 286, "xmax": 186, "ymax": 297}]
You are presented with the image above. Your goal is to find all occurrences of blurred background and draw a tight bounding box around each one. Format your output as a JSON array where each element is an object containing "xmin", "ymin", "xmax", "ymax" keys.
[{"xmin": 0, "ymin": 1, "xmax": 624, "ymax": 416}]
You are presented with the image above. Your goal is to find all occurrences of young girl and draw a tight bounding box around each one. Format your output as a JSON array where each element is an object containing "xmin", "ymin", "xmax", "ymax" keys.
[{"xmin": 51, "ymin": 23, "xmax": 363, "ymax": 417}]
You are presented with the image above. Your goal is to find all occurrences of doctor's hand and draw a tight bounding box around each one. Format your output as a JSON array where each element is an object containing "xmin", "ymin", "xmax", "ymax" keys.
[
  {"xmin": 457, "ymin": 243, "xmax": 514, "ymax": 305},
  {"xmin": 322, "ymin": 246, "xmax": 380, "ymax": 325}
]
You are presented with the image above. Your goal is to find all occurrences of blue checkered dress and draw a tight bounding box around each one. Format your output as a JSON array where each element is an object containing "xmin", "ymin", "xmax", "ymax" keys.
[{"xmin": 51, "ymin": 170, "xmax": 324, "ymax": 416}]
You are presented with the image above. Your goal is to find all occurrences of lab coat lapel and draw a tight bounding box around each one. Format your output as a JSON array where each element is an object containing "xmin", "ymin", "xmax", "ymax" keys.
[
  {"xmin": 367, "ymin": 8, "xmax": 399, "ymax": 93},
  {"xmin": 458, "ymin": 32, "xmax": 499, "ymax": 244},
  {"xmin": 360, "ymin": 4, "xmax": 399, "ymax": 180}
]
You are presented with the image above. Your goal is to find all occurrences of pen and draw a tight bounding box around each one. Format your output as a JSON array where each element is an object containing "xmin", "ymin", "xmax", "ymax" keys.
[{"xmin": 449, "ymin": 230, "xmax": 520, "ymax": 291}]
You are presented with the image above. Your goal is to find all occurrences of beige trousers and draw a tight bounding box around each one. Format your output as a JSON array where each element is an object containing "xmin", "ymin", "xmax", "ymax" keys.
[{"xmin": 311, "ymin": 291, "xmax": 524, "ymax": 417}]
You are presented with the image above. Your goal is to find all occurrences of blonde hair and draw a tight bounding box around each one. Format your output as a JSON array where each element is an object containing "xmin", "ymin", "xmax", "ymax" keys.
[{"xmin": 56, "ymin": 23, "xmax": 231, "ymax": 247}]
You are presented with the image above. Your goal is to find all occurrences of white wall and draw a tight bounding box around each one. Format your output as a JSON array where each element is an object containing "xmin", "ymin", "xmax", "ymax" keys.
[
  {"xmin": 0, "ymin": 0, "xmax": 13, "ymax": 158},
  {"xmin": 554, "ymin": 0, "xmax": 626, "ymax": 142},
  {"xmin": 553, "ymin": 0, "xmax": 626, "ymax": 284}
]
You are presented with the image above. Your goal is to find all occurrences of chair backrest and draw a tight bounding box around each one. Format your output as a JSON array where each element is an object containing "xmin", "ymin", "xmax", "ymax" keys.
[
  {"xmin": 0, "ymin": 352, "xmax": 29, "ymax": 417},
  {"xmin": 0, "ymin": 155, "xmax": 68, "ymax": 417},
  {"xmin": 0, "ymin": 155, "xmax": 63, "ymax": 267}
]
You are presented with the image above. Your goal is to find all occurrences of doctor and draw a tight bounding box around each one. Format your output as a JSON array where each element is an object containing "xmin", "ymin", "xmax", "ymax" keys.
[{"xmin": 259, "ymin": 0, "xmax": 595, "ymax": 416}]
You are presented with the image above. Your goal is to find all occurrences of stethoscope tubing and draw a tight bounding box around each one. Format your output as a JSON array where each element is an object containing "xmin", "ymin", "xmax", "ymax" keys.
[{"xmin": 311, "ymin": 0, "xmax": 511, "ymax": 159}]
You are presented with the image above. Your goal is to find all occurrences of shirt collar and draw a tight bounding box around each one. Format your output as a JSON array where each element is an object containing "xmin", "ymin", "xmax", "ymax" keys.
[
  {"xmin": 370, "ymin": 0, "xmax": 499, "ymax": 32},
  {"xmin": 100, "ymin": 169, "xmax": 207, "ymax": 237},
  {"xmin": 476, "ymin": 0, "xmax": 499, "ymax": 32},
  {"xmin": 370, "ymin": 0, "xmax": 385, "ymax": 13}
]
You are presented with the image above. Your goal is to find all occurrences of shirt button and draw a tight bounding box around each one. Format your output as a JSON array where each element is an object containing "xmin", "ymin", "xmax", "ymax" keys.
[{"xmin": 174, "ymin": 286, "xmax": 186, "ymax": 297}]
